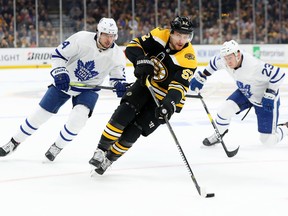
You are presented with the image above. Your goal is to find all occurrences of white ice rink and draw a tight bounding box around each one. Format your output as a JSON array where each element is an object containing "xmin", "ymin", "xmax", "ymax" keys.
[{"xmin": 1, "ymin": 67, "xmax": 288, "ymax": 216}]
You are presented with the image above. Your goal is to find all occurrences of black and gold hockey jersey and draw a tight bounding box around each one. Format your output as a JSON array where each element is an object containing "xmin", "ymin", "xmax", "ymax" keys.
[{"xmin": 126, "ymin": 27, "xmax": 197, "ymax": 112}]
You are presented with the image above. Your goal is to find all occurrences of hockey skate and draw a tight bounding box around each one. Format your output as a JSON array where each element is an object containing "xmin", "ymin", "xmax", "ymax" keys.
[
  {"xmin": 89, "ymin": 148, "xmax": 106, "ymax": 168},
  {"xmin": 94, "ymin": 157, "xmax": 113, "ymax": 175},
  {"xmin": 203, "ymin": 129, "xmax": 228, "ymax": 146},
  {"xmin": 89, "ymin": 149, "xmax": 112, "ymax": 175},
  {"xmin": 0, "ymin": 138, "xmax": 20, "ymax": 157},
  {"xmin": 45, "ymin": 143, "xmax": 62, "ymax": 161}
]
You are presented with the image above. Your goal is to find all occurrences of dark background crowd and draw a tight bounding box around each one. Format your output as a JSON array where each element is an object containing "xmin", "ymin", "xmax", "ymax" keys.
[{"xmin": 1, "ymin": 0, "xmax": 287, "ymax": 48}]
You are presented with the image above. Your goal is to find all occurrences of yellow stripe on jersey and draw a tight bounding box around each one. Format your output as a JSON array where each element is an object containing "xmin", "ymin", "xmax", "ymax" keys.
[
  {"xmin": 110, "ymin": 141, "xmax": 129, "ymax": 155},
  {"xmin": 150, "ymin": 79, "xmax": 185, "ymax": 109},
  {"xmin": 103, "ymin": 131, "xmax": 118, "ymax": 141},
  {"xmin": 150, "ymin": 28, "xmax": 170, "ymax": 48},
  {"xmin": 170, "ymin": 45, "xmax": 197, "ymax": 69},
  {"xmin": 115, "ymin": 142, "xmax": 129, "ymax": 151},
  {"xmin": 107, "ymin": 123, "xmax": 123, "ymax": 133},
  {"xmin": 168, "ymin": 81, "xmax": 188, "ymax": 98},
  {"xmin": 102, "ymin": 123, "xmax": 123, "ymax": 141},
  {"xmin": 126, "ymin": 38, "xmax": 142, "ymax": 48}
]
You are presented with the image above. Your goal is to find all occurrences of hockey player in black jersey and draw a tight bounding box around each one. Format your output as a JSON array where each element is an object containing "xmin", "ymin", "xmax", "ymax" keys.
[{"xmin": 89, "ymin": 16, "xmax": 198, "ymax": 175}]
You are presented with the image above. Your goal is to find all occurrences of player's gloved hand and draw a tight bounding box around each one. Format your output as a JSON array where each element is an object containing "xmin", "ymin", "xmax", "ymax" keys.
[
  {"xmin": 51, "ymin": 67, "xmax": 70, "ymax": 92},
  {"xmin": 155, "ymin": 97, "xmax": 176, "ymax": 124},
  {"xmin": 134, "ymin": 55, "xmax": 154, "ymax": 86},
  {"xmin": 190, "ymin": 71, "xmax": 207, "ymax": 91},
  {"xmin": 114, "ymin": 81, "xmax": 127, "ymax": 98},
  {"xmin": 262, "ymin": 89, "xmax": 276, "ymax": 112}
]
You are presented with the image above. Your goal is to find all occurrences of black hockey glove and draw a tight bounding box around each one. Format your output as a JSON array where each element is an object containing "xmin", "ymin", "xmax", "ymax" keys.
[
  {"xmin": 134, "ymin": 56, "xmax": 154, "ymax": 86},
  {"xmin": 155, "ymin": 96, "xmax": 176, "ymax": 124}
]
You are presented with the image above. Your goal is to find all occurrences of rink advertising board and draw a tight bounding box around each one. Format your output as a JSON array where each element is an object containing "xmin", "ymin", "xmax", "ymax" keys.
[{"xmin": 0, "ymin": 45, "xmax": 287, "ymax": 69}]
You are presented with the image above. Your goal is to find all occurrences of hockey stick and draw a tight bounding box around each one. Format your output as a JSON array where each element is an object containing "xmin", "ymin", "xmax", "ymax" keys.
[
  {"xmin": 69, "ymin": 82, "xmax": 133, "ymax": 90},
  {"xmin": 70, "ymin": 82, "xmax": 115, "ymax": 90},
  {"xmin": 186, "ymin": 93, "xmax": 239, "ymax": 157},
  {"xmin": 146, "ymin": 78, "xmax": 215, "ymax": 198}
]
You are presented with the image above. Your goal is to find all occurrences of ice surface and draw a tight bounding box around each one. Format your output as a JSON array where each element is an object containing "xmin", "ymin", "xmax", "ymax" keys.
[{"xmin": 0, "ymin": 67, "xmax": 288, "ymax": 216}]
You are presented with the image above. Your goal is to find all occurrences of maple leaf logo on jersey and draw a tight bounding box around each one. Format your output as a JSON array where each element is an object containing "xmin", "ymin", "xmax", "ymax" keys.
[
  {"xmin": 74, "ymin": 60, "xmax": 99, "ymax": 81},
  {"xmin": 236, "ymin": 81, "xmax": 252, "ymax": 98}
]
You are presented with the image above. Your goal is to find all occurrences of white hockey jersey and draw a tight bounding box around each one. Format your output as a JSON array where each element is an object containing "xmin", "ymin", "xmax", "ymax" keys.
[
  {"xmin": 51, "ymin": 31, "xmax": 126, "ymax": 95},
  {"xmin": 205, "ymin": 51, "xmax": 285, "ymax": 105}
]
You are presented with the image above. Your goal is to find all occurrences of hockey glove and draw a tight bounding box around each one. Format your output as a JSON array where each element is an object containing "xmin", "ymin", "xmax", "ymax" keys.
[
  {"xmin": 190, "ymin": 71, "xmax": 207, "ymax": 91},
  {"xmin": 134, "ymin": 56, "xmax": 154, "ymax": 86},
  {"xmin": 51, "ymin": 67, "xmax": 70, "ymax": 92},
  {"xmin": 114, "ymin": 81, "xmax": 127, "ymax": 98},
  {"xmin": 262, "ymin": 89, "xmax": 276, "ymax": 112},
  {"xmin": 155, "ymin": 97, "xmax": 176, "ymax": 124}
]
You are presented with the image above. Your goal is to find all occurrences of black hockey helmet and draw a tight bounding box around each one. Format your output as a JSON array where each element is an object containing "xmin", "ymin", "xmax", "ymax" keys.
[{"xmin": 170, "ymin": 16, "xmax": 194, "ymax": 35}]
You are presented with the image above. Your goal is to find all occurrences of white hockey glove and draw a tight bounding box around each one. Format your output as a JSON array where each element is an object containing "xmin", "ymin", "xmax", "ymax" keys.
[
  {"xmin": 262, "ymin": 89, "xmax": 276, "ymax": 112},
  {"xmin": 51, "ymin": 67, "xmax": 70, "ymax": 92},
  {"xmin": 190, "ymin": 71, "xmax": 207, "ymax": 91}
]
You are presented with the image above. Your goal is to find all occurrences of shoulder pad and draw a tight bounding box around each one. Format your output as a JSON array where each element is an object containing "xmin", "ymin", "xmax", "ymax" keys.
[{"xmin": 172, "ymin": 43, "xmax": 197, "ymax": 68}]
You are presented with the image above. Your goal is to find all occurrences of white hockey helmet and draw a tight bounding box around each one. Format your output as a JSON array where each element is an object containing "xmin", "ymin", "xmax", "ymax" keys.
[
  {"xmin": 220, "ymin": 40, "xmax": 240, "ymax": 57},
  {"xmin": 97, "ymin": 17, "xmax": 118, "ymax": 39}
]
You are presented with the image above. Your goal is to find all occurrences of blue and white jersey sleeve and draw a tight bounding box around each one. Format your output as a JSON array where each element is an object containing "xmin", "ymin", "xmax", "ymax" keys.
[
  {"xmin": 108, "ymin": 47, "xmax": 127, "ymax": 86},
  {"xmin": 51, "ymin": 32, "xmax": 80, "ymax": 69},
  {"xmin": 265, "ymin": 64, "xmax": 285, "ymax": 93},
  {"xmin": 204, "ymin": 54, "xmax": 226, "ymax": 75}
]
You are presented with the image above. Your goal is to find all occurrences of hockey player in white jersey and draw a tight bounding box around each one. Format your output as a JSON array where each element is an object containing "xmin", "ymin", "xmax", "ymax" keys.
[
  {"xmin": 190, "ymin": 40, "xmax": 288, "ymax": 146},
  {"xmin": 0, "ymin": 17, "xmax": 127, "ymax": 161}
]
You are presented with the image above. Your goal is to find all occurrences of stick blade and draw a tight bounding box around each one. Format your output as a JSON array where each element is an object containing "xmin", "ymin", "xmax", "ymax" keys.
[
  {"xmin": 226, "ymin": 145, "xmax": 240, "ymax": 158},
  {"xmin": 205, "ymin": 193, "xmax": 215, "ymax": 198},
  {"xmin": 200, "ymin": 188, "xmax": 215, "ymax": 198}
]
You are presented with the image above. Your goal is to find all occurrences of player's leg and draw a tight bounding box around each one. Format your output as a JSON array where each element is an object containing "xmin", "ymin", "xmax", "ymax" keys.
[
  {"xmin": 256, "ymin": 97, "xmax": 288, "ymax": 145},
  {"xmin": 89, "ymin": 82, "xmax": 149, "ymax": 168},
  {"xmin": 203, "ymin": 89, "xmax": 251, "ymax": 146},
  {"xmin": 89, "ymin": 82, "xmax": 152, "ymax": 173},
  {"xmin": 0, "ymin": 85, "xmax": 70, "ymax": 157},
  {"xmin": 94, "ymin": 100, "xmax": 160, "ymax": 175},
  {"xmin": 45, "ymin": 90, "xmax": 98, "ymax": 161}
]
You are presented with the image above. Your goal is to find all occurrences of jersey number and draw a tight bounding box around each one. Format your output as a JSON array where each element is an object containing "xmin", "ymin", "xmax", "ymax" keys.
[
  {"xmin": 181, "ymin": 69, "xmax": 194, "ymax": 82},
  {"xmin": 262, "ymin": 63, "xmax": 274, "ymax": 77},
  {"xmin": 141, "ymin": 34, "xmax": 150, "ymax": 41},
  {"xmin": 61, "ymin": 41, "xmax": 70, "ymax": 49}
]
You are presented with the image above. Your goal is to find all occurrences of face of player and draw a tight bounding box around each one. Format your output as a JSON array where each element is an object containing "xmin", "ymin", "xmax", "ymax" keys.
[
  {"xmin": 97, "ymin": 32, "xmax": 116, "ymax": 49},
  {"xmin": 223, "ymin": 52, "xmax": 241, "ymax": 69},
  {"xmin": 169, "ymin": 30, "xmax": 191, "ymax": 51}
]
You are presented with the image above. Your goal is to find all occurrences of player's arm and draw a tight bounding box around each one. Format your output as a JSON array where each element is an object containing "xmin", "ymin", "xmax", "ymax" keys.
[
  {"xmin": 189, "ymin": 55, "xmax": 221, "ymax": 92},
  {"xmin": 50, "ymin": 33, "xmax": 80, "ymax": 91},
  {"xmin": 125, "ymin": 29, "xmax": 156, "ymax": 65},
  {"xmin": 126, "ymin": 44, "xmax": 154, "ymax": 86},
  {"xmin": 261, "ymin": 64, "xmax": 285, "ymax": 112},
  {"xmin": 155, "ymin": 67, "xmax": 194, "ymax": 124},
  {"xmin": 265, "ymin": 64, "xmax": 285, "ymax": 93},
  {"xmin": 109, "ymin": 51, "xmax": 128, "ymax": 98}
]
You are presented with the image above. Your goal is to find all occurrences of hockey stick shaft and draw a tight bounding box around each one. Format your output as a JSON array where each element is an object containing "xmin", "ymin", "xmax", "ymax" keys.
[
  {"xmin": 146, "ymin": 77, "xmax": 214, "ymax": 198},
  {"xmin": 196, "ymin": 92, "xmax": 239, "ymax": 157},
  {"xmin": 70, "ymin": 82, "xmax": 115, "ymax": 90},
  {"xmin": 70, "ymin": 82, "xmax": 134, "ymax": 90}
]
